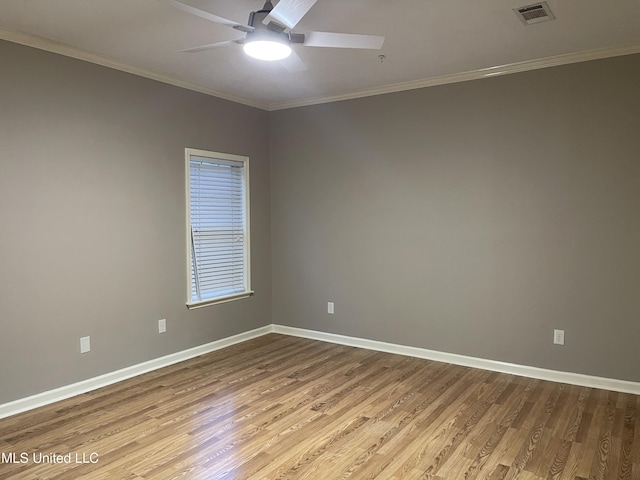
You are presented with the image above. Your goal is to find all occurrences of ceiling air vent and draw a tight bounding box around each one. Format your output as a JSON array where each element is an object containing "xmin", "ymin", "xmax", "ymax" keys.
[{"xmin": 514, "ymin": 2, "xmax": 555, "ymax": 25}]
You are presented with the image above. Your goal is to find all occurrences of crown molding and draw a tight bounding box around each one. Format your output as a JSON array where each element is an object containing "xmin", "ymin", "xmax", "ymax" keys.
[
  {"xmin": 2, "ymin": 27, "xmax": 639, "ymax": 112},
  {"xmin": 267, "ymin": 43, "xmax": 640, "ymax": 110},
  {"xmin": 0, "ymin": 27, "xmax": 268, "ymax": 110}
]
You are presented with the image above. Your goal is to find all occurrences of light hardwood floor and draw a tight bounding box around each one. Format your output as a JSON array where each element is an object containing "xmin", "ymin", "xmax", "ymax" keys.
[{"xmin": 0, "ymin": 334, "xmax": 638, "ymax": 479}]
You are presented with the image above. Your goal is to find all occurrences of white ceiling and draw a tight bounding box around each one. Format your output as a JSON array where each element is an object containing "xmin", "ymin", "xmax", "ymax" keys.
[{"xmin": 1, "ymin": 0, "xmax": 640, "ymax": 110}]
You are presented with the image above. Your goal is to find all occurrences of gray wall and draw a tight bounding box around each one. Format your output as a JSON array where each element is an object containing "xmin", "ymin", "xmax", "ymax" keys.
[
  {"xmin": 0, "ymin": 40, "xmax": 271, "ymax": 404},
  {"xmin": 270, "ymin": 54, "xmax": 640, "ymax": 382},
  {"xmin": 1, "ymin": 39, "xmax": 639, "ymax": 406}
]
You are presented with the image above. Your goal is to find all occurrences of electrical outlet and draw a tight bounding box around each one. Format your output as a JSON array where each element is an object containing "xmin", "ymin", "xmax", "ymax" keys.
[
  {"xmin": 327, "ymin": 302, "xmax": 334, "ymax": 314},
  {"xmin": 158, "ymin": 319, "xmax": 167, "ymax": 334},
  {"xmin": 80, "ymin": 336, "xmax": 91, "ymax": 353},
  {"xmin": 553, "ymin": 329, "xmax": 565, "ymax": 346}
]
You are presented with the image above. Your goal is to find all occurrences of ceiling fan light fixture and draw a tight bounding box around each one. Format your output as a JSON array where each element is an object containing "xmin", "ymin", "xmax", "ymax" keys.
[{"xmin": 243, "ymin": 39, "xmax": 292, "ymax": 60}]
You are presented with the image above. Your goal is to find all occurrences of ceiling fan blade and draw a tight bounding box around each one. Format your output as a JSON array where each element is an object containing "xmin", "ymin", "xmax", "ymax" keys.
[
  {"xmin": 164, "ymin": 0, "xmax": 244, "ymax": 28},
  {"xmin": 180, "ymin": 39, "xmax": 243, "ymax": 53},
  {"xmin": 304, "ymin": 31, "xmax": 385, "ymax": 49},
  {"xmin": 262, "ymin": 0, "xmax": 318, "ymax": 30},
  {"xmin": 280, "ymin": 50, "xmax": 308, "ymax": 72}
]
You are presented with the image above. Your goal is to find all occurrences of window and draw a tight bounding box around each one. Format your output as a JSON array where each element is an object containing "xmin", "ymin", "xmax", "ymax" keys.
[{"xmin": 185, "ymin": 148, "xmax": 252, "ymax": 308}]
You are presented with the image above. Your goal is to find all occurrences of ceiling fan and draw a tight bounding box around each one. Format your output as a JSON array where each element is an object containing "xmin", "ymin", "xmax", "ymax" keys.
[{"xmin": 165, "ymin": 0, "xmax": 385, "ymax": 69}]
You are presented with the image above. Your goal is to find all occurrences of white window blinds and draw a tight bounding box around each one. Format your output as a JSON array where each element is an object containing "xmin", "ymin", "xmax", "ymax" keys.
[{"xmin": 187, "ymin": 150, "xmax": 251, "ymax": 306}]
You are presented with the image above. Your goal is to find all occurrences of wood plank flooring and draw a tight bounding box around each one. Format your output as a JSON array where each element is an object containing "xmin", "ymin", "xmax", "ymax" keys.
[{"xmin": 0, "ymin": 334, "xmax": 639, "ymax": 479}]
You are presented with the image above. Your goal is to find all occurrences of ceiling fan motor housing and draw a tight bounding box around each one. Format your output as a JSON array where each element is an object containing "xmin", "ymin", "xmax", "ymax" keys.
[
  {"xmin": 243, "ymin": 2, "xmax": 292, "ymax": 60},
  {"xmin": 247, "ymin": 5, "xmax": 272, "ymax": 29},
  {"xmin": 246, "ymin": 6, "xmax": 289, "ymax": 44}
]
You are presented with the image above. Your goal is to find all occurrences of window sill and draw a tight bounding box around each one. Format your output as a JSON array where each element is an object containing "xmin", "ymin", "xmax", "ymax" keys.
[{"xmin": 186, "ymin": 291, "xmax": 254, "ymax": 310}]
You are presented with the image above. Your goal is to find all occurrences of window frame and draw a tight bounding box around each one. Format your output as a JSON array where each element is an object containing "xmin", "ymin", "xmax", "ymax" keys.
[{"xmin": 185, "ymin": 148, "xmax": 252, "ymax": 309}]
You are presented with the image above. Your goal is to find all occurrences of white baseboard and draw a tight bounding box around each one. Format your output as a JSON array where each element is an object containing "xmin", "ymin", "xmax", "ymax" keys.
[
  {"xmin": 271, "ymin": 325, "xmax": 640, "ymax": 395},
  {"xmin": 3, "ymin": 323, "xmax": 639, "ymax": 420},
  {"xmin": 0, "ymin": 325, "xmax": 272, "ymax": 420}
]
